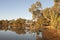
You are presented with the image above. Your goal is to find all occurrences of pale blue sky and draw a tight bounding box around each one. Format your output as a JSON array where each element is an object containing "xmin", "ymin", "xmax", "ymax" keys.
[{"xmin": 0, "ymin": 0, "xmax": 54, "ymax": 20}]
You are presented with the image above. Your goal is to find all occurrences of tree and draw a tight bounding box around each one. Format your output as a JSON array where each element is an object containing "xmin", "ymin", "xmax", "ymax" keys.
[
  {"xmin": 0, "ymin": 20, "xmax": 2, "ymax": 29},
  {"xmin": 29, "ymin": 1, "xmax": 42, "ymax": 20},
  {"xmin": 16, "ymin": 18, "xmax": 26, "ymax": 30}
]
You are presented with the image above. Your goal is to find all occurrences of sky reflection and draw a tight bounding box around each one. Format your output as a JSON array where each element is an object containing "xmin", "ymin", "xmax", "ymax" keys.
[{"xmin": 0, "ymin": 30, "xmax": 36, "ymax": 40}]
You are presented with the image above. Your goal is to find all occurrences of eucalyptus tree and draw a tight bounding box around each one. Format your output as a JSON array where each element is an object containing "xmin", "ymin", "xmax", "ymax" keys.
[
  {"xmin": 29, "ymin": 1, "xmax": 45, "ymax": 31},
  {"xmin": 49, "ymin": 0, "xmax": 60, "ymax": 29},
  {"xmin": 0, "ymin": 20, "xmax": 9, "ymax": 30},
  {"xmin": 0, "ymin": 20, "xmax": 2, "ymax": 29},
  {"xmin": 16, "ymin": 18, "xmax": 26, "ymax": 30},
  {"xmin": 29, "ymin": 1, "xmax": 42, "ymax": 20}
]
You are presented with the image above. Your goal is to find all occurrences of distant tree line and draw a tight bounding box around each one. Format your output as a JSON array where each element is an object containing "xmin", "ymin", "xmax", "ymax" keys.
[{"xmin": 0, "ymin": 0, "xmax": 60, "ymax": 33}]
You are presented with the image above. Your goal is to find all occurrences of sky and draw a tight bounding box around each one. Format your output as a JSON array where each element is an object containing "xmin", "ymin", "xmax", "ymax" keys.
[{"xmin": 0, "ymin": 0, "xmax": 54, "ymax": 20}]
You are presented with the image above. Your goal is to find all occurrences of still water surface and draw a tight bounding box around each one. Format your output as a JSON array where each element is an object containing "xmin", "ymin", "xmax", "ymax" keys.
[{"xmin": 0, "ymin": 30, "xmax": 36, "ymax": 40}]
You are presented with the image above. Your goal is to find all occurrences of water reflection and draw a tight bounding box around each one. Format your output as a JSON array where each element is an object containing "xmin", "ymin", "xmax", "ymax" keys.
[
  {"xmin": 0, "ymin": 30, "xmax": 36, "ymax": 40},
  {"xmin": 0, "ymin": 26, "xmax": 42, "ymax": 40}
]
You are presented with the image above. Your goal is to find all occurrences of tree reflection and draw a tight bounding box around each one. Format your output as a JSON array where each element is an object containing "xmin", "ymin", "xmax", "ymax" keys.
[{"xmin": 0, "ymin": 0, "xmax": 60, "ymax": 40}]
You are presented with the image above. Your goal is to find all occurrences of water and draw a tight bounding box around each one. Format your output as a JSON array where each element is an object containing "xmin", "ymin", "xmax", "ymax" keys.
[
  {"xmin": 0, "ymin": 30, "xmax": 36, "ymax": 40},
  {"xmin": 0, "ymin": 26, "xmax": 42, "ymax": 40}
]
